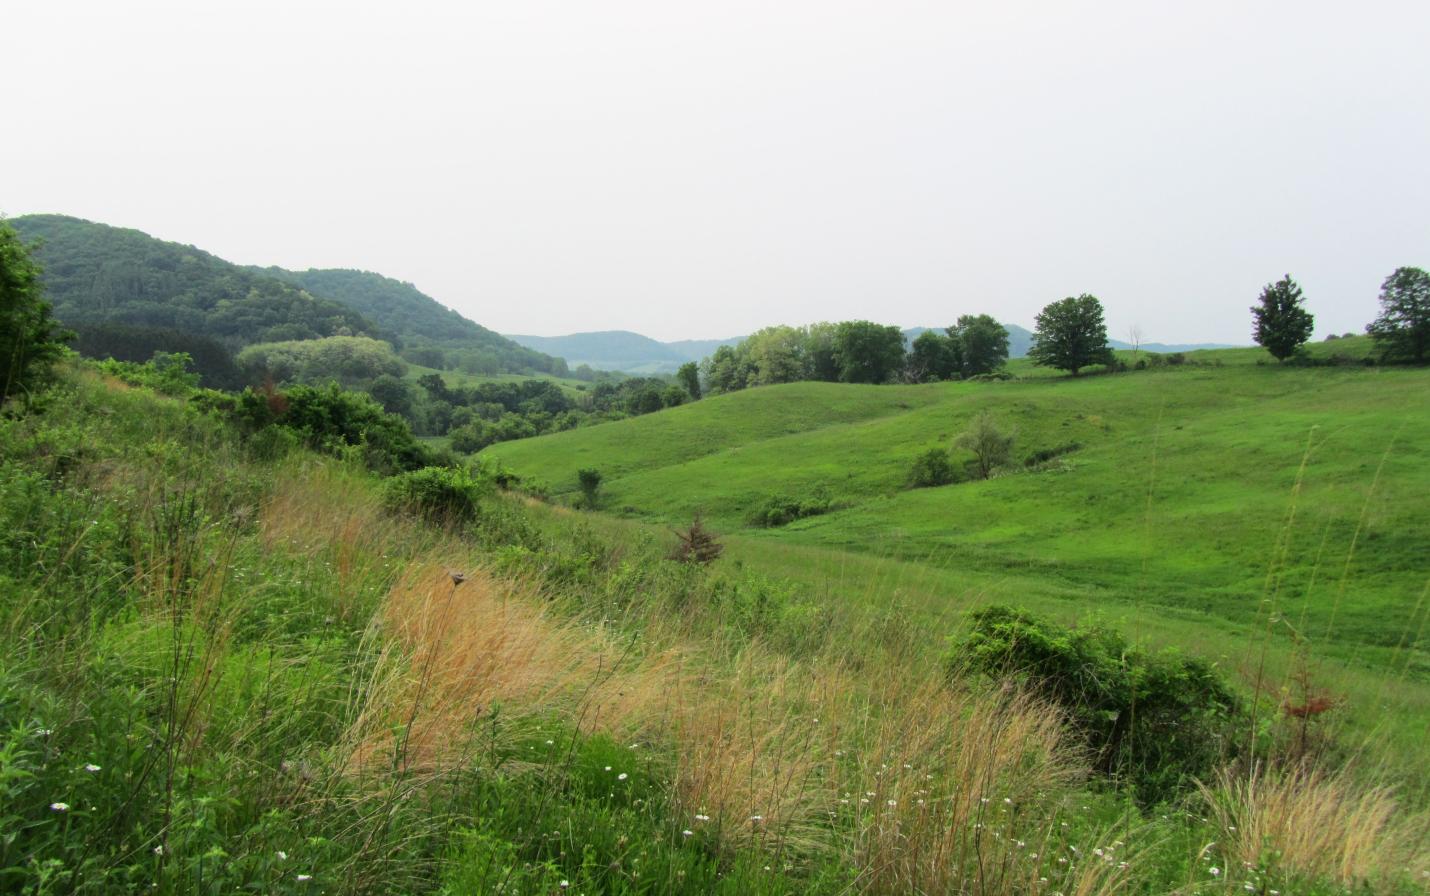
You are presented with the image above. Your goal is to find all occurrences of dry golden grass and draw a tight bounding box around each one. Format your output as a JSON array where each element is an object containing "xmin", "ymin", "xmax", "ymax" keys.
[{"xmin": 1201, "ymin": 763, "xmax": 1429, "ymax": 888}]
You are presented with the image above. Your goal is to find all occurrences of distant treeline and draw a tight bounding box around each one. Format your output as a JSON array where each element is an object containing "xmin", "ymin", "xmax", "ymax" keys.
[{"xmin": 700, "ymin": 316, "xmax": 1012, "ymax": 394}]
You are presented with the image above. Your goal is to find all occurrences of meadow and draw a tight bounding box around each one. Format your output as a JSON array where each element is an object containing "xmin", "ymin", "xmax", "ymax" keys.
[{"xmin": 1, "ymin": 356, "xmax": 1426, "ymax": 894}]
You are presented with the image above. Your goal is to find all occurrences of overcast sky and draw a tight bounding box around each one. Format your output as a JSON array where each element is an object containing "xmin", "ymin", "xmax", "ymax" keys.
[{"xmin": 4, "ymin": 1, "xmax": 1428, "ymax": 343}]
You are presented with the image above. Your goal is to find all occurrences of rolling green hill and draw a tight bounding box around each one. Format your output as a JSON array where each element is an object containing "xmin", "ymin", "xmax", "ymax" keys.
[{"xmin": 485, "ymin": 349, "xmax": 1429, "ymax": 676}]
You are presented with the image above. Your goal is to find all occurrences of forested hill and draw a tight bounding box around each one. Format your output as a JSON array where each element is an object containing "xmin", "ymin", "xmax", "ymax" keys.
[
  {"xmin": 258, "ymin": 267, "xmax": 567, "ymax": 376},
  {"xmin": 10, "ymin": 214, "xmax": 567, "ymax": 376},
  {"xmin": 9, "ymin": 215, "xmax": 382, "ymax": 347}
]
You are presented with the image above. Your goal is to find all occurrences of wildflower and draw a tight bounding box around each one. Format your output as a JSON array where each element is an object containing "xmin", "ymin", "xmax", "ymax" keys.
[
  {"xmin": 37, "ymin": 729, "xmax": 53, "ymax": 737},
  {"xmin": 559, "ymin": 881, "xmax": 569, "ymax": 889},
  {"xmin": 277, "ymin": 851, "xmax": 288, "ymax": 860},
  {"xmin": 296, "ymin": 874, "xmax": 313, "ymax": 882},
  {"xmin": 694, "ymin": 814, "xmax": 710, "ymax": 822},
  {"xmin": 682, "ymin": 830, "xmax": 693, "ymax": 837},
  {"xmin": 50, "ymin": 803, "xmax": 69, "ymax": 812},
  {"xmin": 1243, "ymin": 884, "xmax": 1255, "ymax": 892},
  {"xmin": 886, "ymin": 800, "xmax": 897, "ymax": 807},
  {"xmin": 154, "ymin": 845, "xmax": 164, "ymax": 855},
  {"xmin": 605, "ymin": 766, "xmax": 612, "ymax": 771},
  {"xmin": 617, "ymin": 773, "xmax": 628, "ymax": 781},
  {"xmin": 1093, "ymin": 848, "xmax": 1104, "ymax": 857},
  {"xmin": 1210, "ymin": 867, "xmax": 1221, "ymax": 877},
  {"xmin": 84, "ymin": 764, "xmax": 101, "ymax": 773},
  {"xmin": 1004, "ymin": 797, "xmax": 1012, "ymax": 804},
  {"xmin": 750, "ymin": 815, "xmax": 764, "ymax": 823}
]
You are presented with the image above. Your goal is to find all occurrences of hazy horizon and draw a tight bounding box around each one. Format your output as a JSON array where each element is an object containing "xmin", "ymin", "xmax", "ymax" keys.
[{"xmin": 5, "ymin": 1, "xmax": 1427, "ymax": 344}]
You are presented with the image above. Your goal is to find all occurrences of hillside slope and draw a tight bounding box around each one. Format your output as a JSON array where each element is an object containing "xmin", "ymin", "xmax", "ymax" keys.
[{"xmin": 486, "ymin": 356, "xmax": 1430, "ymax": 669}]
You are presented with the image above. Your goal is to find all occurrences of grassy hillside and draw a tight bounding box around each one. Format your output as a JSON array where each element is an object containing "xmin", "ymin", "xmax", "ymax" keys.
[
  {"xmin": 3, "ymin": 360, "xmax": 1426, "ymax": 894},
  {"xmin": 486, "ymin": 356, "xmax": 1428, "ymax": 678}
]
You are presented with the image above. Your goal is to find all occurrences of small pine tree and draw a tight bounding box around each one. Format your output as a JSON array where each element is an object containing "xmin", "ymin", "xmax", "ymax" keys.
[
  {"xmin": 671, "ymin": 513, "xmax": 723, "ymax": 564},
  {"xmin": 1251, "ymin": 274, "xmax": 1314, "ymax": 361}
]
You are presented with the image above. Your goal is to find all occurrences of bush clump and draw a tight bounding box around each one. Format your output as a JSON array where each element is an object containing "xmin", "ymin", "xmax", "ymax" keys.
[
  {"xmin": 748, "ymin": 492, "xmax": 834, "ymax": 528},
  {"xmin": 947, "ymin": 605, "xmax": 1244, "ymax": 804},
  {"xmin": 382, "ymin": 466, "xmax": 491, "ymax": 524},
  {"xmin": 908, "ymin": 447, "xmax": 957, "ymax": 487},
  {"xmin": 233, "ymin": 382, "xmax": 434, "ymax": 474}
]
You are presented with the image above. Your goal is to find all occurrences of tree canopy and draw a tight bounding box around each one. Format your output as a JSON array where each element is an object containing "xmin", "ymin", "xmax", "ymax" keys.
[
  {"xmin": 1367, "ymin": 266, "xmax": 1430, "ymax": 363},
  {"xmin": 1028, "ymin": 295, "xmax": 1114, "ymax": 376},
  {"xmin": 949, "ymin": 314, "xmax": 1010, "ymax": 377},
  {"xmin": 1251, "ymin": 275, "xmax": 1314, "ymax": 361},
  {"xmin": 1, "ymin": 220, "xmax": 71, "ymax": 407}
]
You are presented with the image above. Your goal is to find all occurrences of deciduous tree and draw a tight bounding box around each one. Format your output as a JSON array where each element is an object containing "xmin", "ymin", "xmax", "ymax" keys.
[
  {"xmin": 1029, "ymin": 295, "xmax": 1114, "ymax": 376},
  {"xmin": 1251, "ymin": 275, "xmax": 1314, "ymax": 361},
  {"xmin": 1, "ymin": 220, "xmax": 71, "ymax": 407},
  {"xmin": 1366, "ymin": 266, "xmax": 1430, "ymax": 363}
]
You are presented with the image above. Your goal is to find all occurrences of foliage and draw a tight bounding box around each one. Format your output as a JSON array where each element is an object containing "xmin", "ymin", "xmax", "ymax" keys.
[
  {"xmin": 96, "ymin": 351, "xmax": 201, "ymax": 396},
  {"xmin": 677, "ymin": 361, "xmax": 702, "ymax": 399},
  {"xmin": 9, "ymin": 214, "xmax": 380, "ymax": 347},
  {"xmin": 234, "ymin": 382, "xmax": 435, "ymax": 473},
  {"xmin": 949, "ymin": 606, "xmax": 1244, "ymax": 803},
  {"xmin": 576, "ymin": 468, "xmax": 603, "ymax": 508},
  {"xmin": 0, "ymin": 221, "xmax": 72, "ymax": 408},
  {"xmin": 257, "ymin": 267, "xmax": 567, "ymax": 376},
  {"xmin": 1029, "ymin": 294, "xmax": 1115, "ymax": 376},
  {"xmin": 832, "ymin": 320, "xmax": 907, "ymax": 384},
  {"xmin": 382, "ymin": 465, "xmax": 491, "ymax": 523},
  {"xmin": 955, "ymin": 412, "xmax": 1015, "ymax": 479},
  {"xmin": 72, "ymin": 322, "xmax": 245, "ymax": 390},
  {"xmin": 1251, "ymin": 274, "xmax": 1315, "ymax": 361},
  {"xmin": 670, "ymin": 513, "xmax": 725, "ymax": 563},
  {"xmin": 236, "ymin": 335, "xmax": 407, "ymax": 386},
  {"xmin": 1366, "ymin": 266, "xmax": 1430, "ymax": 363},
  {"xmin": 906, "ymin": 330, "xmax": 960, "ymax": 382},
  {"xmin": 949, "ymin": 314, "xmax": 1010, "ymax": 377},
  {"xmin": 749, "ymin": 492, "xmax": 835, "ymax": 527},
  {"xmin": 908, "ymin": 447, "xmax": 956, "ymax": 487}
]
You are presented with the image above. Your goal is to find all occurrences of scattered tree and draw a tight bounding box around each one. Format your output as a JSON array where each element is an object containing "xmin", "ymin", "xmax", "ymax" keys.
[
  {"xmin": 1251, "ymin": 274, "xmax": 1314, "ymax": 361},
  {"xmin": 956, "ymin": 412, "xmax": 1015, "ymax": 479},
  {"xmin": 676, "ymin": 361, "xmax": 702, "ymax": 399},
  {"xmin": 950, "ymin": 314, "xmax": 1010, "ymax": 377},
  {"xmin": 577, "ymin": 468, "xmax": 604, "ymax": 508},
  {"xmin": 1, "ymin": 220, "xmax": 71, "ymax": 407},
  {"xmin": 1028, "ymin": 295, "xmax": 1114, "ymax": 376},
  {"xmin": 1366, "ymin": 266, "xmax": 1430, "ymax": 363}
]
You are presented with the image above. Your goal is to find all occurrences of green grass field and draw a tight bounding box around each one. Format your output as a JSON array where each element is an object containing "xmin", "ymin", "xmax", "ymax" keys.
[{"xmin": 486, "ymin": 348, "xmax": 1430, "ymax": 787}]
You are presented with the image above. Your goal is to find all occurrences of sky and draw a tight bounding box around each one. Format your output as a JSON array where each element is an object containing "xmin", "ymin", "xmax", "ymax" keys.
[{"xmin": 4, "ymin": 0, "xmax": 1428, "ymax": 344}]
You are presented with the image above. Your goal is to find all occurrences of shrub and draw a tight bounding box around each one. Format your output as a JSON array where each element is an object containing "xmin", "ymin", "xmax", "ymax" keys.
[
  {"xmin": 748, "ymin": 492, "xmax": 834, "ymax": 528},
  {"xmin": 381, "ymin": 466, "xmax": 491, "ymax": 524},
  {"xmin": 947, "ymin": 605, "xmax": 1244, "ymax": 804},
  {"xmin": 954, "ymin": 412, "xmax": 1014, "ymax": 480},
  {"xmin": 908, "ymin": 447, "xmax": 956, "ymax": 487},
  {"xmin": 1165, "ymin": 352, "xmax": 1186, "ymax": 365},
  {"xmin": 233, "ymin": 382, "xmax": 434, "ymax": 474},
  {"xmin": 576, "ymin": 468, "xmax": 603, "ymax": 508}
]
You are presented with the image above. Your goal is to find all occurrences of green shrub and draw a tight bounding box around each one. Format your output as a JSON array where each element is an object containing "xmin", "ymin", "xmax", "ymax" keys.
[
  {"xmin": 947, "ymin": 605, "xmax": 1244, "ymax": 804},
  {"xmin": 234, "ymin": 382, "xmax": 434, "ymax": 474},
  {"xmin": 576, "ymin": 468, "xmax": 603, "ymax": 508},
  {"xmin": 382, "ymin": 466, "xmax": 491, "ymax": 524},
  {"xmin": 1023, "ymin": 441, "xmax": 1082, "ymax": 468},
  {"xmin": 908, "ymin": 447, "xmax": 956, "ymax": 487},
  {"xmin": 748, "ymin": 492, "xmax": 834, "ymax": 527}
]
